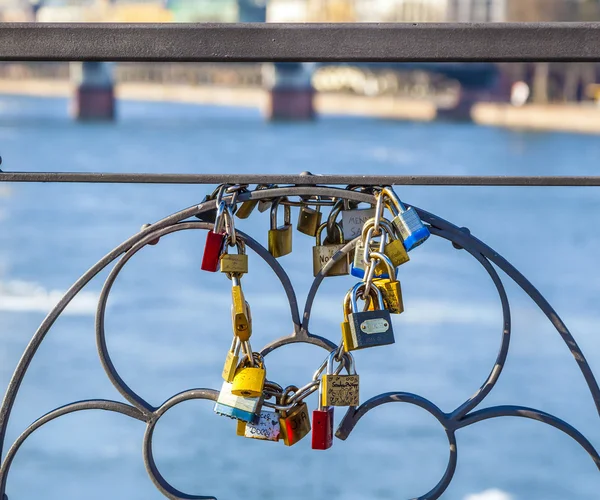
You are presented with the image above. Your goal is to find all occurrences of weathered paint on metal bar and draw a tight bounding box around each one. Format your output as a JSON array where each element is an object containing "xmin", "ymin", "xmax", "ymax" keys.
[{"xmin": 0, "ymin": 23, "xmax": 599, "ymax": 62}]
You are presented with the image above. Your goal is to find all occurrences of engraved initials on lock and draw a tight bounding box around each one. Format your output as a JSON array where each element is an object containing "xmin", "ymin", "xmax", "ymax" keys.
[{"xmin": 312, "ymin": 222, "xmax": 349, "ymax": 277}]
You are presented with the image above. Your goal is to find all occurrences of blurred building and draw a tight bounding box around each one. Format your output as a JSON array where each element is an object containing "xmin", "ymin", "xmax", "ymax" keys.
[{"xmin": 447, "ymin": 0, "xmax": 506, "ymax": 21}]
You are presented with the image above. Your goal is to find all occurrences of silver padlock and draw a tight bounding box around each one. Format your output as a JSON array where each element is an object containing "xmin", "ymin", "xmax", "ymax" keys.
[
  {"xmin": 214, "ymin": 381, "xmax": 263, "ymax": 423},
  {"xmin": 381, "ymin": 187, "xmax": 430, "ymax": 251},
  {"xmin": 341, "ymin": 201, "xmax": 376, "ymax": 241},
  {"xmin": 237, "ymin": 410, "xmax": 281, "ymax": 441}
]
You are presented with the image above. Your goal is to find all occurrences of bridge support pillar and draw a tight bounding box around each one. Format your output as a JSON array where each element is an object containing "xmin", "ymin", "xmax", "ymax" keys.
[
  {"xmin": 70, "ymin": 62, "xmax": 115, "ymax": 121},
  {"xmin": 264, "ymin": 63, "xmax": 315, "ymax": 121},
  {"xmin": 436, "ymin": 87, "xmax": 487, "ymax": 122}
]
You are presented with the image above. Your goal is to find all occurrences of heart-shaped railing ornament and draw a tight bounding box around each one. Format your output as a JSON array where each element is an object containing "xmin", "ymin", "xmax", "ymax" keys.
[{"xmin": 1, "ymin": 185, "xmax": 599, "ymax": 500}]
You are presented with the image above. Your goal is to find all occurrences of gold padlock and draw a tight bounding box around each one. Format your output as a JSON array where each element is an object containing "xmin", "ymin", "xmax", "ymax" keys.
[
  {"xmin": 297, "ymin": 200, "xmax": 322, "ymax": 237},
  {"xmin": 370, "ymin": 252, "xmax": 404, "ymax": 314},
  {"xmin": 220, "ymin": 239, "xmax": 249, "ymax": 275},
  {"xmin": 231, "ymin": 353, "xmax": 266, "ymax": 397},
  {"xmin": 279, "ymin": 401, "xmax": 311, "ymax": 446},
  {"xmin": 222, "ymin": 337, "xmax": 241, "ymax": 382},
  {"xmin": 268, "ymin": 198, "xmax": 292, "ymax": 258},
  {"xmin": 312, "ymin": 222, "xmax": 349, "ymax": 277},
  {"xmin": 341, "ymin": 289, "xmax": 356, "ymax": 352},
  {"xmin": 321, "ymin": 351, "xmax": 359, "ymax": 407},
  {"xmin": 236, "ymin": 199, "xmax": 258, "ymax": 219},
  {"xmin": 231, "ymin": 276, "xmax": 252, "ymax": 341}
]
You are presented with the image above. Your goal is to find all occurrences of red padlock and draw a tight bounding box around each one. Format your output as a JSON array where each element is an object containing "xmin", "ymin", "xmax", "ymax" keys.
[
  {"xmin": 201, "ymin": 201, "xmax": 227, "ymax": 272},
  {"xmin": 312, "ymin": 406, "xmax": 334, "ymax": 450}
]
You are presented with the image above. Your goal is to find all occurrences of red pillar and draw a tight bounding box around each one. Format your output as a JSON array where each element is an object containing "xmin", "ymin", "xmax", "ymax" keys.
[
  {"xmin": 264, "ymin": 63, "xmax": 315, "ymax": 121},
  {"xmin": 70, "ymin": 62, "xmax": 116, "ymax": 121}
]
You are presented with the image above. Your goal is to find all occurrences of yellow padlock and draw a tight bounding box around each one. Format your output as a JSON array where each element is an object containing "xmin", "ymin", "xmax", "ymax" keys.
[
  {"xmin": 341, "ymin": 289, "xmax": 356, "ymax": 351},
  {"xmin": 231, "ymin": 353, "xmax": 266, "ymax": 397},
  {"xmin": 268, "ymin": 198, "xmax": 292, "ymax": 258},
  {"xmin": 231, "ymin": 277, "xmax": 251, "ymax": 341},
  {"xmin": 370, "ymin": 252, "xmax": 404, "ymax": 314}
]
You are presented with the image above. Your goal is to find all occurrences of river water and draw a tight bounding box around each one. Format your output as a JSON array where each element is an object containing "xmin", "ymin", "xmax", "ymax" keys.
[{"xmin": 1, "ymin": 94, "xmax": 600, "ymax": 500}]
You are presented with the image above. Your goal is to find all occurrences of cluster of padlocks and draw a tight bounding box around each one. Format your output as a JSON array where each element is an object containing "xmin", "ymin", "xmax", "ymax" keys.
[{"xmin": 194, "ymin": 185, "xmax": 430, "ymax": 450}]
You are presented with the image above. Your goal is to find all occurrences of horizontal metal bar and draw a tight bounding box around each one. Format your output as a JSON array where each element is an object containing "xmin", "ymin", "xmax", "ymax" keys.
[
  {"xmin": 2, "ymin": 172, "xmax": 600, "ymax": 186},
  {"xmin": 0, "ymin": 23, "xmax": 599, "ymax": 62}
]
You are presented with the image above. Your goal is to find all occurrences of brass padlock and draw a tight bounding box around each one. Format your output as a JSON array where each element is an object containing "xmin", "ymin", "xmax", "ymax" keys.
[
  {"xmin": 312, "ymin": 222, "xmax": 349, "ymax": 277},
  {"xmin": 341, "ymin": 288, "xmax": 356, "ymax": 351},
  {"xmin": 371, "ymin": 251, "xmax": 404, "ymax": 314},
  {"xmin": 236, "ymin": 196, "xmax": 258, "ymax": 219},
  {"xmin": 220, "ymin": 238, "xmax": 249, "ymax": 276},
  {"xmin": 222, "ymin": 337, "xmax": 241, "ymax": 382},
  {"xmin": 347, "ymin": 282, "xmax": 395, "ymax": 350},
  {"xmin": 297, "ymin": 200, "xmax": 322, "ymax": 237},
  {"xmin": 237, "ymin": 410, "xmax": 281, "ymax": 442},
  {"xmin": 231, "ymin": 276, "xmax": 251, "ymax": 341},
  {"xmin": 321, "ymin": 351, "xmax": 359, "ymax": 407},
  {"xmin": 231, "ymin": 353, "xmax": 266, "ymax": 397},
  {"xmin": 279, "ymin": 401, "xmax": 311, "ymax": 446},
  {"xmin": 268, "ymin": 198, "xmax": 292, "ymax": 258}
]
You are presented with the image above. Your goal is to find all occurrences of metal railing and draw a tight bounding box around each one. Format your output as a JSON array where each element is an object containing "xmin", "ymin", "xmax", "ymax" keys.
[{"xmin": 1, "ymin": 21, "xmax": 600, "ymax": 500}]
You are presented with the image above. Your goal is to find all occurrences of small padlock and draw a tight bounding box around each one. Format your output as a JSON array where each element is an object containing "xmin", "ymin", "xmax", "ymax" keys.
[
  {"xmin": 220, "ymin": 238, "xmax": 249, "ymax": 276},
  {"xmin": 257, "ymin": 184, "xmax": 276, "ymax": 213},
  {"xmin": 321, "ymin": 351, "xmax": 359, "ymax": 407},
  {"xmin": 279, "ymin": 401, "xmax": 311, "ymax": 446},
  {"xmin": 370, "ymin": 252, "xmax": 404, "ymax": 314},
  {"xmin": 347, "ymin": 282, "xmax": 395, "ymax": 350},
  {"xmin": 222, "ymin": 337, "xmax": 242, "ymax": 382},
  {"xmin": 381, "ymin": 187, "xmax": 430, "ymax": 251},
  {"xmin": 341, "ymin": 203, "xmax": 376, "ymax": 241},
  {"xmin": 214, "ymin": 380, "xmax": 263, "ymax": 423},
  {"xmin": 201, "ymin": 201, "xmax": 226, "ymax": 272},
  {"xmin": 236, "ymin": 196, "xmax": 258, "ymax": 219},
  {"xmin": 312, "ymin": 380, "xmax": 334, "ymax": 450},
  {"xmin": 312, "ymin": 222, "xmax": 349, "ymax": 277},
  {"xmin": 231, "ymin": 353, "xmax": 266, "ymax": 397},
  {"xmin": 231, "ymin": 276, "xmax": 252, "ymax": 341},
  {"xmin": 237, "ymin": 410, "xmax": 281, "ymax": 442},
  {"xmin": 268, "ymin": 198, "xmax": 293, "ymax": 258},
  {"xmin": 297, "ymin": 200, "xmax": 322, "ymax": 237}
]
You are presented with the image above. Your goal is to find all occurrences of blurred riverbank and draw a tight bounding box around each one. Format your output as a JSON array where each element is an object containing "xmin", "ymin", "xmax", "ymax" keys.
[{"xmin": 0, "ymin": 79, "xmax": 598, "ymax": 135}]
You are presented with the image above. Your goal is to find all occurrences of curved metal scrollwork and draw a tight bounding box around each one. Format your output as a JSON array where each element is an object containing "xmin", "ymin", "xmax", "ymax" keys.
[{"xmin": 1, "ymin": 185, "xmax": 599, "ymax": 500}]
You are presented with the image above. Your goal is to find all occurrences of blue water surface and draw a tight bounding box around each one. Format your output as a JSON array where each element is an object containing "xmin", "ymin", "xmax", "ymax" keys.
[{"xmin": 0, "ymin": 95, "xmax": 600, "ymax": 500}]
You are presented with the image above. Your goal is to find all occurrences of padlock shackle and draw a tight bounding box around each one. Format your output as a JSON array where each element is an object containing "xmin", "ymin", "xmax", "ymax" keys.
[
  {"xmin": 351, "ymin": 281, "xmax": 384, "ymax": 313},
  {"xmin": 361, "ymin": 217, "xmax": 398, "ymax": 241},
  {"xmin": 326, "ymin": 350, "xmax": 347, "ymax": 376},
  {"xmin": 223, "ymin": 236, "xmax": 246, "ymax": 255},
  {"xmin": 368, "ymin": 251, "xmax": 396, "ymax": 280},
  {"xmin": 270, "ymin": 197, "xmax": 291, "ymax": 228},
  {"xmin": 316, "ymin": 222, "xmax": 343, "ymax": 246},
  {"xmin": 342, "ymin": 288, "xmax": 353, "ymax": 321},
  {"xmin": 213, "ymin": 200, "xmax": 227, "ymax": 234},
  {"xmin": 381, "ymin": 186, "xmax": 406, "ymax": 215}
]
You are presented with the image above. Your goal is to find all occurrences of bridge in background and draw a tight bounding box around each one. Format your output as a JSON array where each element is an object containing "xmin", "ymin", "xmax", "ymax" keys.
[{"xmin": 22, "ymin": 0, "xmax": 502, "ymax": 121}]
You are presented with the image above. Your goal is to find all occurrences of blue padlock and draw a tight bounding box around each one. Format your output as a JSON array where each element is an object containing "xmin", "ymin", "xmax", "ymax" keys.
[
  {"xmin": 214, "ymin": 381, "xmax": 263, "ymax": 423},
  {"xmin": 382, "ymin": 187, "xmax": 430, "ymax": 251}
]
